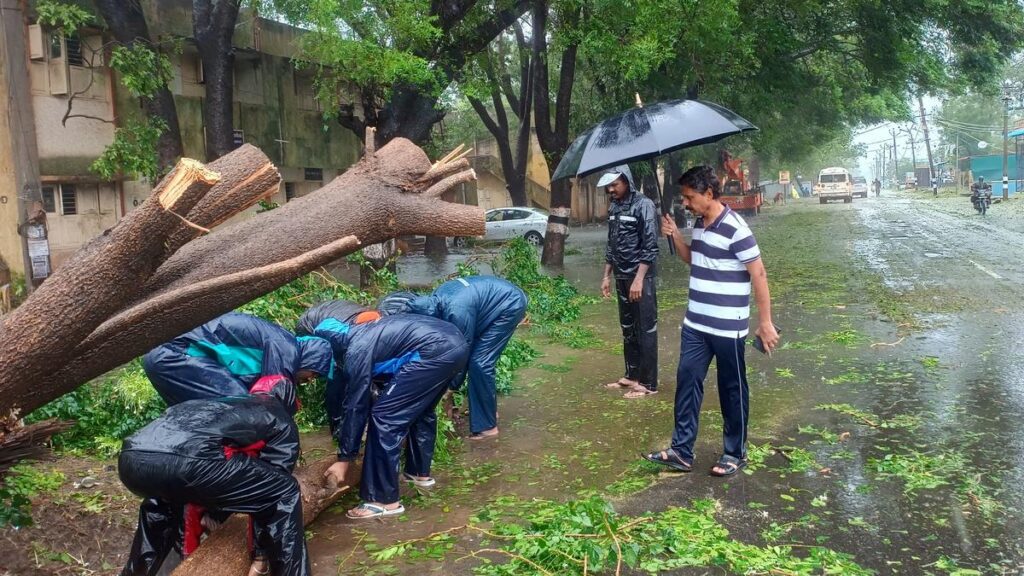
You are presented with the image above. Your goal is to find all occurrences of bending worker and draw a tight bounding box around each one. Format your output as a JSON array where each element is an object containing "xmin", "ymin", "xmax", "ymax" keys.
[
  {"xmin": 379, "ymin": 275, "xmax": 527, "ymax": 440},
  {"xmin": 142, "ymin": 311, "xmax": 333, "ymax": 406},
  {"xmin": 315, "ymin": 312, "xmax": 469, "ymax": 520},
  {"xmin": 118, "ymin": 380, "xmax": 308, "ymax": 576}
]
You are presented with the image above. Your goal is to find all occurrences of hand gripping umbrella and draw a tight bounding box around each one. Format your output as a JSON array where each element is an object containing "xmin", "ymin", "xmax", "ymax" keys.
[{"xmin": 551, "ymin": 96, "xmax": 757, "ymax": 253}]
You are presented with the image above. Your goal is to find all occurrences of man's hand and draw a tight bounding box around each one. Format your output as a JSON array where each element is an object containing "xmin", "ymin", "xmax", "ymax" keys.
[
  {"xmin": 754, "ymin": 322, "xmax": 780, "ymax": 356},
  {"xmin": 601, "ymin": 276, "xmax": 612, "ymax": 299},
  {"xmin": 661, "ymin": 214, "xmax": 678, "ymax": 237},
  {"xmin": 629, "ymin": 277, "xmax": 644, "ymax": 302},
  {"xmin": 324, "ymin": 461, "xmax": 350, "ymax": 488}
]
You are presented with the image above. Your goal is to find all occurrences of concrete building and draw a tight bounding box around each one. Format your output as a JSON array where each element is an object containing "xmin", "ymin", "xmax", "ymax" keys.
[{"xmin": 0, "ymin": 0, "xmax": 361, "ymax": 284}]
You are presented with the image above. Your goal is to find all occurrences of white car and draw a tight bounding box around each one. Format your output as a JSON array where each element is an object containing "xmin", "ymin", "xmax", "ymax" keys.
[
  {"xmin": 852, "ymin": 176, "xmax": 868, "ymax": 198},
  {"xmin": 483, "ymin": 207, "xmax": 549, "ymax": 245}
]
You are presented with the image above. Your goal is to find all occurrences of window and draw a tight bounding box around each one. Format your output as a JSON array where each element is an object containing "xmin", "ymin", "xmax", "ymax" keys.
[
  {"xmin": 504, "ymin": 209, "xmax": 527, "ymax": 221},
  {"xmin": 304, "ymin": 167, "xmax": 323, "ymax": 181},
  {"xmin": 285, "ymin": 182, "xmax": 296, "ymax": 201},
  {"xmin": 233, "ymin": 129, "xmax": 244, "ymax": 148},
  {"xmin": 65, "ymin": 34, "xmax": 83, "ymax": 67},
  {"xmin": 49, "ymin": 33, "xmax": 62, "ymax": 59},
  {"xmin": 41, "ymin": 186, "xmax": 56, "ymax": 213},
  {"xmin": 60, "ymin": 184, "xmax": 77, "ymax": 215},
  {"xmin": 486, "ymin": 210, "xmax": 503, "ymax": 222},
  {"xmin": 819, "ymin": 174, "xmax": 847, "ymax": 184}
]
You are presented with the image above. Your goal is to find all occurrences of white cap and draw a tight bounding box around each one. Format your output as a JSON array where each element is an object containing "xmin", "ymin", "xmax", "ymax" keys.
[{"xmin": 597, "ymin": 172, "xmax": 623, "ymax": 187}]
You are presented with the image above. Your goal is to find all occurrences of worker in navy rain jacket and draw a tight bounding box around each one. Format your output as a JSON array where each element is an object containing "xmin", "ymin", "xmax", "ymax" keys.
[
  {"xmin": 315, "ymin": 314, "xmax": 469, "ymax": 519},
  {"xmin": 379, "ymin": 276, "xmax": 527, "ymax": 440},
  {"xmin": 295, "ymin": 300, "xmax": 382, "ymax": 433},
  {"xmin": 142, "ymin": 311, "xmax": 333, "ymax": 406},
  {"xmin": 599, "ymin": 165, "xmax": 660, "ymax": 399},
  {"xmin": 118, "ymin": 379, "xmax": 309, "ymax": 576}
]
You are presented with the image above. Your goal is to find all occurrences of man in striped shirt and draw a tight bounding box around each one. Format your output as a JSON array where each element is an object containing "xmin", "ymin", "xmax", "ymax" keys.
[{"xmin": 644, "ymin": 165, "xmax": 779, "ymax": 476}]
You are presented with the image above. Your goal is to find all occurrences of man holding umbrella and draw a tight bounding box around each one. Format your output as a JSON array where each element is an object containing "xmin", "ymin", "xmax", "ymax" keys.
[
  {"xmin": 644, "ymin": 165, "xmax": 779, "ymax": 476},
  {"xmin": 599, "ymin": 165, "xmax": 661, "ymax": 399}
]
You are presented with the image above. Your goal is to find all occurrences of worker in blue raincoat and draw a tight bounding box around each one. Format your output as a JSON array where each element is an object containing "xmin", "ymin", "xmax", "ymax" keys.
[
  {"xmin": 142, "ymin": 312, "xmax": 333, "ymax": 406},
  {"xmin": 379, "ymin": 276, "xmax": 527, "ymax": 440},
  {"xmin": 315, "ymin": 314, "xmax": 469, "ymax": 519},
  {"xmin": 118, "ymin": 379, "xmax": 309, "ymax": 576}
]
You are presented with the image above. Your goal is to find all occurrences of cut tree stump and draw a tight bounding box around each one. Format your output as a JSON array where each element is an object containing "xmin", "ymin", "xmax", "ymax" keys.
[{"xmin": 172, "ymin": 458, "xmax": 356, "ymax": 576}]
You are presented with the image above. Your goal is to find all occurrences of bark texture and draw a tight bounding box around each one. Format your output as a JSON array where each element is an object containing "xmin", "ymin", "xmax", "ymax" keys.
[{"xmin": 0, "ymin": 138, "xmax": 480, "ymax": 419}]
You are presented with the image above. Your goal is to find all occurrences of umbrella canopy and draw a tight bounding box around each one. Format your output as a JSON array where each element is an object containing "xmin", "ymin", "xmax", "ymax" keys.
[{"xmin": 552, "ymin": 99, "xmax": 757, "ymax": 181}]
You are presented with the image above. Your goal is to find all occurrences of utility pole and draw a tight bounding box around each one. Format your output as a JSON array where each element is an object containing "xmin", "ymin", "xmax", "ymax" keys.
[
  {"xmin": 889, "ymin": 127, "xmax": 899, "ymax": 187},
  {"xmin": 918, "ymin": 94, "xmax": 937, "ymax": 196},
  {"xmin": 955, "ymin": 133, "xmax": 961, "ymax": 194}
]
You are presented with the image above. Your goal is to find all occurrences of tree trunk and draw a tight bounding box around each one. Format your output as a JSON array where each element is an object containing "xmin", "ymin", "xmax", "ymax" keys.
[
  {"xmin": 540, "ymin": 175, "xmax": 571, "ymax": 265},
  {"xmin": 94, "ymin": 0, "xmax": 183, "ymax": 174},
  {"xmin": 193, "ymin": 0, "xmax": 242, "ymax": 161},
  {"xmin": 172, "ymin": 458, "xmax": 357, "ymax": 576},
  {"xmin": 0, "ymin": 139, "xmax": 481, "ymax": 418}
]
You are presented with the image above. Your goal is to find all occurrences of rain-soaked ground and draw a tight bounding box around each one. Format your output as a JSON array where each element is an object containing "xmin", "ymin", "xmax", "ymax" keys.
[
  {"xmin": 4, "ymin": 189, "xmax": 1024, "ymax": 575},
  {"xmin": 306, "ymin": 190, "xmax": 1024, "ymax": 575}
]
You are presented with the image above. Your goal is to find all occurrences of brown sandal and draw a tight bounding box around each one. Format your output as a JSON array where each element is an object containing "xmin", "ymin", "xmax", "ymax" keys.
[
  {"xmin": 604, "ymin": 379, "xmax": 636, "ymax": 389},
  {"xmin": 623, "ymin": 385, "xmax": 657, "ymax": 399}
]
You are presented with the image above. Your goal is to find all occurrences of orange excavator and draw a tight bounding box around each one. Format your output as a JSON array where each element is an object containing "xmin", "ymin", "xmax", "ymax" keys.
[{"xmin": 717, "ymin": 150, "xmax": 763, "ymax": 217}]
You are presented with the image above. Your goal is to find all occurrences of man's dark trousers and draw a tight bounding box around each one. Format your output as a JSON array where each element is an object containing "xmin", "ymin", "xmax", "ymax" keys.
[
  {"xmin": 614, "ymin": 277, "xmax": 658, "ymax": 390},
  {"xmin": 671, "ymin": 325, "xmax": 749, "ymax": 461}
]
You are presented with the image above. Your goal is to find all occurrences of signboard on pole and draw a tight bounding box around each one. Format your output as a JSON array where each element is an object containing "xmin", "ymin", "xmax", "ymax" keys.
[{"xmin": 779, "ymin": 171, "xmax": 791, "ymax": 185}]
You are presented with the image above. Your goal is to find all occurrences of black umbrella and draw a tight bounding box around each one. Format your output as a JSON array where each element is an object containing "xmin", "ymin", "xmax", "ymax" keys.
[{"xmin": 551, "ymin": 98, "xmax": 757, "ymax": 253}]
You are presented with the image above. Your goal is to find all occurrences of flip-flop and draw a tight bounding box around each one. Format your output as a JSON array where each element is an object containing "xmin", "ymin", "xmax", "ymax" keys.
[
  {"xmin": 403, "ymin": 472, "xmax": 436, "ymax": 487},
  {"xmin": 641, "ymin": 448, "xmax": 692, "ymax": 472},
  {"xmin": 604, "ymin": 380, "xmax": 635, "ymax": 389},
  {"xmin": 469, "ymin": 430, "xmax": 499, "ymax": 441},
  {"xmin": 346, "ymin": 502, "xmax": 405, "ymax": 520},
  {"xmin": 710, "ymin": 455, "xmax": 748, "ymax": 477}
]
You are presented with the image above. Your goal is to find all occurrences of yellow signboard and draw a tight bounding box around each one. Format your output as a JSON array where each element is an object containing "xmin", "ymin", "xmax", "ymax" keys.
[{"xmin": 779, "ymin": 171, "xmax": 791, "ymax": 184}]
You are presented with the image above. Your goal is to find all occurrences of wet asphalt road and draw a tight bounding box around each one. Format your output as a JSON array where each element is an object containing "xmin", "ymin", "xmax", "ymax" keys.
[{"xmin": 310, "ymin": 190, "xmax": 1024, "ymax": 575}]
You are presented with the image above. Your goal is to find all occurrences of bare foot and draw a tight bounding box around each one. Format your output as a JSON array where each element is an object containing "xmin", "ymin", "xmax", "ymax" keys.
[
  {"xmin": 469, "ymin": 427, "xmax": 499, "ymax": 440},
  {"xmin": 623, "ymin": 385, "xmax": 657, "ymax": 399},
  {"xmin": 248, "ymin": 556, "xmax": 269, "ymax": 576},
  {"xmin": 346, "ymin": 501, "xmax": 404, "ymax": 519},
  {"xmin": 605, "ymin": 378, "xmax": 637, "ymax": 389}
]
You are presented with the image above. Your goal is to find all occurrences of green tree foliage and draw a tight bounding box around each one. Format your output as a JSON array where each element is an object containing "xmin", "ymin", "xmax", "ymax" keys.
[
  {"xmin": 91, "ymin": 119, "xmax": 166, "ymax": 181},
  {"xmin": 34, "ymin": 0, "xmax": 92, "ymax": 35}
]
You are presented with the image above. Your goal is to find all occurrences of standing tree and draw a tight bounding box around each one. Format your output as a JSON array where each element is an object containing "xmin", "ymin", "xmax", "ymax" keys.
[{"xmin": 465, "ymin": 21, "xmax": 533, "ymax": 207}]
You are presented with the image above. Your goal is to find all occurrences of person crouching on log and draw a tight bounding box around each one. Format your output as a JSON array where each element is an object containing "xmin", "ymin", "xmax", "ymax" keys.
[
  {"xmin": 379, "ymin": 275, "xmax": 527, "ymax": 440},
  {"xmin": 314, "ymin": 313, "xmax": 469, "ymax": 519},
  {"xmin": 142, "ymin": 311, "xmax": 333, "ymax": 406},
  {"xmin": 118, "ymin": 379, "xmax": 309, "ymax": 576}
]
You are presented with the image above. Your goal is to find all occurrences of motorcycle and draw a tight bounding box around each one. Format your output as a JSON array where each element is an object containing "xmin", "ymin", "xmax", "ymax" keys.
[{"xmin": 970, "ymin": 184, "xmax": 992, "ymax": 215}]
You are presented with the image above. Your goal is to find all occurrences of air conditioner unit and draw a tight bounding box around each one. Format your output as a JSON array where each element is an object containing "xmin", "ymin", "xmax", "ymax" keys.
[{"xmin": 28, "ymin": 25, "xmax": 44, "ymax": 60}]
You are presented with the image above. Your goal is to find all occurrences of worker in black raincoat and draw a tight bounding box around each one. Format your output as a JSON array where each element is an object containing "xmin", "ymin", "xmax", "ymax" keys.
[
  {"xmin": 142, "ymin": 312, "xmax": 333, "ymax": 406},
  {"xmin": 315, "ymin": 314, "xmax": 469, "ymax": 519},
  {"xmin": 598, "ymin": 165, "xmax": 660, "ymax": 398},
  {"xmin": 378, "ymin": 276, "xmax": 527, "ymax": 439},
  {"xmin": 118, "ymin": 379, "xmax": 308, "ymax": 576}
]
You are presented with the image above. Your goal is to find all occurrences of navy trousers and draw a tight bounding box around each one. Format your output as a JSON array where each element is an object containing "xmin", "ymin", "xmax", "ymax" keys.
[
  {"xmin": 362, "ymin": 341, "xmax": 469, "ymax": 503},
  {"xmin": 615, "ymin": 277, "xmax": 658, "ymax": 390},
  {"xmin": 466, "ymin": 295, "xmax": 527, "ymax": 434},
  {"xmin": 118, "ymin": 451, "xmax": 309, "ymax": 576},
  {"xmin": 670, "ymin": 325, "xmax": 749, "ymax": 461},
  {"xmin": 143, "ymin": 345, "xmax": 248, "ymax": 406}
]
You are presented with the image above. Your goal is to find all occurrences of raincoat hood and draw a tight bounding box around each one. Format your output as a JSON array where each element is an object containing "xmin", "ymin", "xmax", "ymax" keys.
[
  {"xmin": 598, "ymin": 164, "xmax": 637, "ymax": 194},
  {"xmin": 296, "ymin": 336, "xmax": 333, "ymax": 377},
  {"xmin": 295, "ymin": 300, "xmax": 370, "ymax": 336},
  {"xmin": 378, "ymin": 291, "xmax": 419, "ymax": 316}
]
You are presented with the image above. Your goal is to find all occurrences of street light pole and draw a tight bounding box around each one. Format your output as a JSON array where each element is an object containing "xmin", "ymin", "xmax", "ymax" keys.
[
  {"xmin": 1003, "ymin": 85, "xmax": 1011, "ymax": 200},
  {"xmin": 917, "ymin": 95, "xmax": 937, "ymax": 196}
]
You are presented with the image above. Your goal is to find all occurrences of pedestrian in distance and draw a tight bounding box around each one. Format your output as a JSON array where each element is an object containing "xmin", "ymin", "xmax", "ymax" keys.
[
  {"xmin": 643, "ymin": 165, "xmax": 779, "ymax": 477},
  {"xmin": 598, "ymin": 165, "xmax": 661, "ymax": 399},
  {"xmin": 378, "ymin": 275, "xmax": 528, "ymax": 440}
]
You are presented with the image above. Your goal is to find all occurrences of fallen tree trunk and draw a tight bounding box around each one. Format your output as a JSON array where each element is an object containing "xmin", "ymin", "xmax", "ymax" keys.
[
  {"xmin": 172, "ymin": 458, "xmax": 354, "ymax": 576},
  {"xmin": 0, "ymin": 417, "xmax": 73, "ymax": 473},
  {"xmin": 0, "ymin": 136, "xmax": 481, "ymax": 424}
]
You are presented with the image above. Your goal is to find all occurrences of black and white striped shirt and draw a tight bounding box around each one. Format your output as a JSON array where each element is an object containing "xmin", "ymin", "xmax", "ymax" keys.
[{"xmin": 684, "ymin": 206, "xmax": 761, "ymax": 338}]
